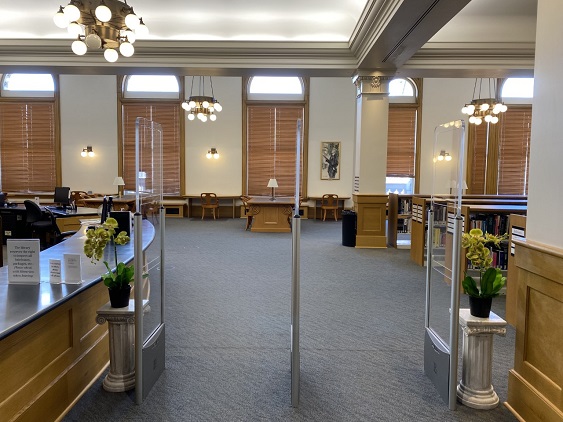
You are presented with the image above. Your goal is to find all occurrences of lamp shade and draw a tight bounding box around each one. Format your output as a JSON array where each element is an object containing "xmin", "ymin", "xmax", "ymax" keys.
[
  {"xmin": 267, "ymin": 179, "xmax": 278, "ymax": 188},
  {"xmin": 113, "ymin": 177, "xmax": 125, "ymax": 186}
]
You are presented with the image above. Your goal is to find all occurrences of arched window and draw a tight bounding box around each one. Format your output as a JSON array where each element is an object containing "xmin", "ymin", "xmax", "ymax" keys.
[
  {"xmin": 0, "ymin": 73, "xmax": 58, "ymax": 192},
  {"xmin": 120, "ymin": 75, "xmax": 182, "ymax": 195},
  {"xmin": 502, "ymin": 77, "xmax": 534, "ymax": 99},
  {"xmin": 244, "ymin": 76, "xmax": 308, "ymax": 197},
  {"xmin": 386, "ymin": 78, "xmax": 420, "ymax": 195}
]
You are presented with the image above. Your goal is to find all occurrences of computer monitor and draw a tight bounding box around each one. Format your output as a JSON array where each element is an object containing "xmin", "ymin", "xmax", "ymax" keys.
[
  {"xmin": 53, "ymin": 186, "xmax": 71, "ymax": 207},
  {"xmin": 0, "ymin": 193, "xmax": 5, "ymax": 206}
]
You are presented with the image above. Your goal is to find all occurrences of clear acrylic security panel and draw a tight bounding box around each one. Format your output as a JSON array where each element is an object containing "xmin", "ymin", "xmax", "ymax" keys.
[
  {"xmin": 135, "ymin": 117, "xmax": 164, "ymax": 341},
  {"xmin": 424, "ymin": 120, "xmax": 465, "ymax": 408},
  {"xmin": 134, "ymin": 117, "xmax": 165, "ymax": 402}
]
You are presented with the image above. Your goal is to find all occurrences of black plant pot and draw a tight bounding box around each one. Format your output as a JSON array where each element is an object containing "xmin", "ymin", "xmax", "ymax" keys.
[
  {"xmin": 108, "ymin": 284, "xmax": 131, "ymax": 308},
  {"xmin": 469, "ymin": 296, "xmax": 492, "ymax": 318}
]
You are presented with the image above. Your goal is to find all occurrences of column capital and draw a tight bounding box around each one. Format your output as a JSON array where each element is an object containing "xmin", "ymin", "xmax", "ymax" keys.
[{"xmin": 352, "ymin": 75, "xmax": 393, "ymax": 96}]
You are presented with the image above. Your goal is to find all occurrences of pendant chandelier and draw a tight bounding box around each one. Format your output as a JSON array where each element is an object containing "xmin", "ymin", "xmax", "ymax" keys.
[
  {"xmin": 182, "ymin": 76, "xmax": 223, "ymax": 122},
  {"xmin": 53, "ymin": 0, "xmax": 149, "ymax": 63},
  {"xmin": 461, "ymin": 78, "xmax": 507, "ymax": 125}
]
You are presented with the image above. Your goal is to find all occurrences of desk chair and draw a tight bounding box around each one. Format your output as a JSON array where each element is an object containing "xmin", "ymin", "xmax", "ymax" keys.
[
  {"xmin": 320, "ymin": 194, "xmax": 339, "ymax": 221},
  {"xmin": 240, "ymin": 195, "xmax": 253, "ymax": 230},
  {"xmin": 24, "ymin": 200, "xmax": 57, "ymax": 248},
  {"xmin": 201, "ymin": 193, "xmax": 219, "ymax": 219},
  {"xmin": 45, "ymin": 209, "xmax": 77, "ymax": 244}
]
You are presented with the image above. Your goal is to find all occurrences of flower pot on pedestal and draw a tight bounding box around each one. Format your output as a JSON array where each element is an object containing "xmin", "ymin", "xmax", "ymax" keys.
[
  {"xmin": 108, "ymin": 284, "xmax": 131, "ymax": 308},
  {"xmin": 469, "ymin": 296, "xmax": 492, "ymax": 318}
]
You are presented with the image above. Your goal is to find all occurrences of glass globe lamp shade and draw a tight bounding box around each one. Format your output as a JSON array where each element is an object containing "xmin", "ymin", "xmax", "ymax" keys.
[
  {"xmin": 189, "ymin": 100, "xmax": 196, "ymax": 108},
  {"xmin": 202, "ymin": 100, "xmax": 209, "ymax": 108},
  {"xmin": 188, "ymin": 113, "xmax": 195, "ymax": 121},
  {"xmin": 461, "ymin": 106, "xmax": 468, "ymax": 114},
  {"xmin": 104, "ymin": 48, "xmax": 119, "ymax": 62},
  {"xmin": 95, "ymin": 4, "xmax": 112, "ymax": 22},
  {"xmin": 206, "ymin": 151, "xmax": 212, "ymax": 159},
  {"xmin": 53, "ymin": 9, "xmax": 69, "ymax": 28},
  {"xmin": 491, "ymin": 116, "xmax": 499, "ymax": 124},
  {"xmin": 480, "ymin": 103, "xmax": 490, "ymax": 111},
  {"xmin": 213, "ymin": 152, "xmax": 219, "ymax": 159},
  {"xmin": 475, "ymin": 118, "xmax": 483, "ymax": 125},
  {"xmin": 197, "ymin": 112, "xmax": 203, "ymax": 119},
  {"xmin": 201, "ymin": 115, "xmax": 208, "ymax": 122},
  {"xmin": 214, "ymin": 102, "xmax": 222, "ymax": 112},
  {"xmin": 181, "ymin": 102, "xmax": 189, "ymax": 111},
  {"xmin": 210, "ymin": 114, "xmax": 217, "ymax": 121},
  {"xmin": 501, "ymin": 104, "xmax": 508, "ymax": 112},
  {"xmin": 135, "ymin": 19, "xmax": 149, "ymax": 36},
  {"xmin": 208, "ymin": 105, "xmax": 214, "ymax": 112},
  {"xmin": 81, "ymin": 150, "xmax": 87, "ymax": 157},
  {"xmin": 67, "ymin": 22, "xmax": 82, "ymax": 36},
  {"xmin": 466, "ymin": 104, "xmax": 475, "ymax": 114},
  {"xmin": 123, "ymin": 30, "xmax": 136, "ymax": 43},
  {"xmin": 468, "ymin": 116, "xmax": 476, "ymax": 124},
  {"xmin": 85, "ymin": 33, "xmax": 102, "ymax": 49},
  {"xmin": 445, "ymin": 154, "xmax": 452, "ymax": 162},
  {"xmin": 484, "ymin": 114, "xmax": 492, "ymax": 123},
  {"xmin": 437, "ymin": 154, "xmax": 444, "ymax": 161},
  {"xmin": 88, "ymin": 150, "xmax": 95, "ymax": 157},
  {"xmin": 119, "ymin": 42, "xmax": 134, "ymax": 57},
  {"xmin": 63, "ymin": 4, "xmax": 81, "ymax": 22},
  {"xmin": 71, "ymin": 39, "xmax": 87, "ymax": 55},
  {"xmin": 125, "ymin": 13, "xmax": 140, "ymax": 29}
]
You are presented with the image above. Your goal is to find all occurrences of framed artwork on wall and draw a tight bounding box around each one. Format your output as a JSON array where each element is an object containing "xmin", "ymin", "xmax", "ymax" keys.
[{"xmin": 321, "ymin": 141, "xmax": 341, "ymax": 180}]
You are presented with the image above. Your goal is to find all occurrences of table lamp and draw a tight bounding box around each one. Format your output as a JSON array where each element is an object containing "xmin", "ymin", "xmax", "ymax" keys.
[
  {"xmin": 267, "ymin": 178, "xmax": 278, "ymax": 201},
  {"xmin": 113, "ymin": 176, "xmax": 125, "ymax": 198}
]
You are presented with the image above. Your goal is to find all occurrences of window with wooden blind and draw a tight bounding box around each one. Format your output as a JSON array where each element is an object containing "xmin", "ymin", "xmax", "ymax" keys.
[
  {"xmin": 0, "ymin": 102, "xmax": 56, "ymax": 192},
  {"xmin": 246, "ymin": 105, "xmax": 304, "ymax": 196},
  {"xmin": 121, "ymin": 103, "xmax": 181, "ymax": 195},
  {"xmin": 497, "ymin": 106, "xmax": 532, "ymax": 194},
  {"xmin": 387, "ymin": 106, "xmax": 417, "ymax": 177}
]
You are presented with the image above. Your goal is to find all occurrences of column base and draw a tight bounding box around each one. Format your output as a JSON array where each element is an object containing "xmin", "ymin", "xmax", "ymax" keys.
[
  {"xmin": 457, "ymin": 382, "xmax": 499, "ymax": 409},
  {"xmin": 103, "ymin": 370, "xmax": 135, "ymax": 392}
]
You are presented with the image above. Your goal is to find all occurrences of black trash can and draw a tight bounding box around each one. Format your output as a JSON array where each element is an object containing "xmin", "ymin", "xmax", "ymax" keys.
[{"xmin": 341, "ymin": 210, "xmax": 357, "ymax": 247}]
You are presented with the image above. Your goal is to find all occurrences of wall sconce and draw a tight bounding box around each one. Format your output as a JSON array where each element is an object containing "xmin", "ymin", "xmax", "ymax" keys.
[
  {"xmin": 81, "ymin": 146, "xmax": 94, "ymax": 157},
  {"xmin": 206, "ymin": 147, "xmax": 219, "ymax": 159},
  {"xmin": 433, "ymin": 150, "xmax": 452, "ymax": 162}
]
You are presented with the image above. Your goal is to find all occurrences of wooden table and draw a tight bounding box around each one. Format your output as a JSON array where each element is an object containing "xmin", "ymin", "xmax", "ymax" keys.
[
  {"xmin": 248, "ymin": 196, "xmax": 295, "ymax": 233},
  {"xmin": 185, "ymin": 195, "xmax": 240, "ymax": 218}
]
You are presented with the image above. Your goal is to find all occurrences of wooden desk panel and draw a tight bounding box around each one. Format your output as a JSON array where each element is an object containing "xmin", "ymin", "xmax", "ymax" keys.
[{"xmin": 248, "ymin": 197, "xmax": 294, "ymax": 233}]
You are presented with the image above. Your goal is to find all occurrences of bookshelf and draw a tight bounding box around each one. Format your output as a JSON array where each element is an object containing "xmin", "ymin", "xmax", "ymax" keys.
[
  {"xmin": 410, "ymin": 195, "xmax": 527, "ymax": 267},
  {"xmin": 387, "ymin": 193, "xmax": 413, "ymax": 249}
]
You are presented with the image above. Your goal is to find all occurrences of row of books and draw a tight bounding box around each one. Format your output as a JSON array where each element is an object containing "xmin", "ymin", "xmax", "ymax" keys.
[
  {"xmin": 469, "ymin": 214, "xmax": 509, "ymax": 236},
  {"xmin": 398, "ymin": 198, "xmax": 412, "ymax": 215},
  {"xmin": 397, "ymin": 218, "xmax": 412, "ymax": 233},
  {"xmin": 431, "ymin": 227, "xmax": 446, "ymax": 248}
]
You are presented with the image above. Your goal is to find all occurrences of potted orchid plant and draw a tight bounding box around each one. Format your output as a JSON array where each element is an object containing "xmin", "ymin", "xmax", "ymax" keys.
[
  {"xmin": 84, "ymin": 217, "xmax": 133, "ymax": 308},
  {"xmin": 461, "ymin": 228, "xmax": 508, "ymax": 317}
]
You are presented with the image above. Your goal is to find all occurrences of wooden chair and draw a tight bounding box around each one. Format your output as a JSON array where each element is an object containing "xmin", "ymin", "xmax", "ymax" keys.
[
  {"xmin": 70, "ymin": 190, "xmax": 89, "ymax": 207},
  {"xmin": 240, "ymin": 195, "xmax": 253, "ymax": 230},
  {"xmin": 201, "ymin": 193, "xmax": 219, "ymax": 219},
  {"xmin": 320, "ymin": 194, "xmax": 339, "ymax": 221}
]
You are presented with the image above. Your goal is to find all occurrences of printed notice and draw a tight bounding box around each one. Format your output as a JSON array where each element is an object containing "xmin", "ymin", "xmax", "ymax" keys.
[
  {"xmin": 7, "ymin": 239, "xmax": 41, "ymax": 284},
  {"xmin": 49, "ymin": 259, "xmax": 62, "ymax": 284},
  {"xmin": 64, "ymin": 253, "xmax": 83, "ymax": 284}
]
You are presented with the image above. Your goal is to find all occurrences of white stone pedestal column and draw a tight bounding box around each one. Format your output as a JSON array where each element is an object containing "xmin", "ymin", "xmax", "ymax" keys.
[
  {"xmin": 96, "ymin": 300, "xmax": 148, "ymax": 392},
  {"xmin": 457, "ymin": 309, "xmax": 507, "ymax": 409}
]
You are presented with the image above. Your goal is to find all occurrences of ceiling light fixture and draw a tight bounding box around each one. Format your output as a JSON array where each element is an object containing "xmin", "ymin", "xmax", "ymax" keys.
[
  {"xmin": 53, "ymin": 0, "xmax": 149, "ymax": 62},
  {"xmin": 182, "ymin": 76, "xmax": 223, "ymax": 122},
  {"xmin": 461, "ymin": 78, "xmax": 507, "ymax": 125}
]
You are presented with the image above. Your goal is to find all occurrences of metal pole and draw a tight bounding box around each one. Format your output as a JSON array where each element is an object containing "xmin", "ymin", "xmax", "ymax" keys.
[
  {"xmin": 448, "ymin": 214, "xmax": 462, "ymax": 410},
  {"xmin": 134, "ymin": 212, "xmax": 143, "ymax": 404},
  {"xmin": 424, "ymin": 208, "xmax": 434, "ymax": 329}
]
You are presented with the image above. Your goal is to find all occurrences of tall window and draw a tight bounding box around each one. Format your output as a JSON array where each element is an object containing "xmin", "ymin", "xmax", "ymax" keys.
[
  {"xmin": 244, "ymin": 76, "xmax": 308, "ymax": 197},
  {"xmin": 0, "ymin": 73, "xmax": 58, "ymax": 192},
  {"xmin": 386, "ymin": 78, "xmax": 420, "ymax": 194},
  {"xmin": 466, "ymin": 78, "xmax": 533, "ymax": 195},
  {"xmin": 120, "ymin": 75, "xmax": 183, "ymax": 196}
]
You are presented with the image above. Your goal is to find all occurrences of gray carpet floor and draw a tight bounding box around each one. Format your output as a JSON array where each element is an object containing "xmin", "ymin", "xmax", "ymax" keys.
[{"xmin": 63, "ymin": 218, "xmax": 517, "ymax": 422}]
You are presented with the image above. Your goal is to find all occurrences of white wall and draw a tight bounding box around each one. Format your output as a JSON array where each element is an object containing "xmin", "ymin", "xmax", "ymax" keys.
[
  {"xmin": 59, "ymin": 75, "xmax": 118, "ymax": 194},
  {"xmin": 184, "ymin": 77, "xmax": 242, "ymax": 195},
  {"xmin": 308, "ymin": 78, "xmax": 356, "ymax": 203},
  {"xmin": 526, "ymin": 0, "xmax": 563, "ymax": 248}
]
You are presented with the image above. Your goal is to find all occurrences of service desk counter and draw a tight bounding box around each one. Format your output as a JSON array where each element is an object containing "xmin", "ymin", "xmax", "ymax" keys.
[{"xmin": 0, "ymin": 220, "xmax": 155, "ymax": 422}]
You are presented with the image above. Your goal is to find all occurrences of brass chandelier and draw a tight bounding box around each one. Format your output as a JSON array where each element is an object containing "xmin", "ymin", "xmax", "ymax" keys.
[
  {"xmin": 182, "ymin": 76, "xmax": 223, "ymax": 122},
  {"xmin": 461, "ymin": 78, "xmax": 507, "ymax": 125},
  {"xmin": 53, "ymin": 0, "xmax": 149, "ymax": 62}
]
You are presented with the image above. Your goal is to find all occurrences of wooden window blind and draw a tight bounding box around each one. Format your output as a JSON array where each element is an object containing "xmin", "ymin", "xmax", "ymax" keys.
[
  {"xmin": 0, "ymin": 102, "xmax": 56, "ymax": 192},
  {"xmin": 387, "ymin": 107, "xmax": 417, "ymax": 177},
  {"xmin": 122, "ymin": 103, "xmax": 181, "ymax": 195},
  {"xmin": 498, "ymin": 105, "xmax": 532, "ymax": 194},
  {"xmin": 468, "ymin": 123, "xmax": 488, "ymax": 194},
  {"xmin": 247, "ymin": 105, "xmax": 304, "ymax": 196}
]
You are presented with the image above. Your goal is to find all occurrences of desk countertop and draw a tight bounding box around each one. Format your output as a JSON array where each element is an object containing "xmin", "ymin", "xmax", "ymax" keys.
[
  {"xmin": 247, "ymin": 196, "xmax": 296, "ymax": 205},
  {"xmin": 0, "ymin": 220, "xmax": 155, "ymax": 340}
]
